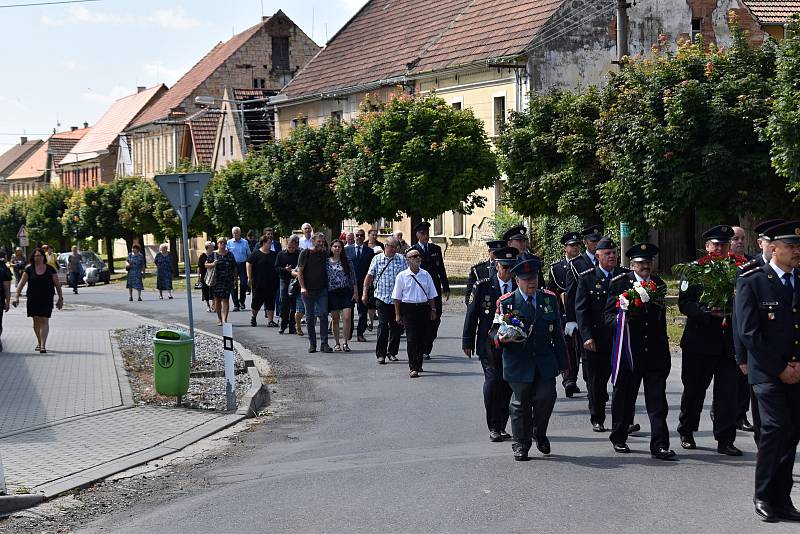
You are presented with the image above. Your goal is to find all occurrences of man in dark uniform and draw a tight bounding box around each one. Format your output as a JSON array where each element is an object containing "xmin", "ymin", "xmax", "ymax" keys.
[
  {"xmin": 412, "ymin": 221, "xmax": 449, "ymax": 360},
  {"xmin": 605, "ymin": 243, "xmax": 676, "ymax": 460},
  {"xmin": 735, "ymin": 221, "xmax": 800, "ymax": 523},
  {"xmin": 462, "ymin": 247, "xmax": 518, "ymax": 442},
  {"xmin": 575, "ymin": 236, "xmax": 629, "ymax": 432},
  {"xmin": 503, "ymin": 225, "xmax": 530, "ymax": 256},
  {"xmin": 677, "ymin": 225, "xmax": 742, "ymax": 456},
  {"xmin": 464, "ymin": 240, "xmax": 505, "ymax": 305},
  {"xmin": 548, "ymin": 231, "xmax": 583, "ymax": 397},
  {"xmin": 734, "ymin": 219, "xmax": 784, "ymax": 443},
  {"xmin": 492, "ymin": 257, "xmax": 568, "ymax": 461}
]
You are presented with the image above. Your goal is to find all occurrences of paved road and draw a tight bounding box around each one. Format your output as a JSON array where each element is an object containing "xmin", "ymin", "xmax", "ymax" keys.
[{"xmin": 63, "ymin": 283, "xmax": 794, "ymax": 533}]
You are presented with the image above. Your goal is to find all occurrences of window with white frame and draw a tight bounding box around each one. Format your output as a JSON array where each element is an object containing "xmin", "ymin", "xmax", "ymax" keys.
[
  {"xmin": 453, "ymin": 212, "xmax": 465, "ymax": 237},
  {"xmin": 493, "ymin": 95, "xmax": 506, "ymax": 135}
]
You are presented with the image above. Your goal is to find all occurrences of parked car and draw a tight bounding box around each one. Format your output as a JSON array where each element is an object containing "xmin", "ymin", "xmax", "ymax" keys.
[{"xmin": 56, "ymin": 251, "xmax": 111, "ymax": 286}]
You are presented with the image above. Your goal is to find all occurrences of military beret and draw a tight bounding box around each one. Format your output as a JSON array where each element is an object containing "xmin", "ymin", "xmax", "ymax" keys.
[
  {"xmin": 626, "ymin": 243, "xmax": 659, "ymax": 261},
  {"xmin": 502, "ymin": 225, "xmax": 527, "ymax": 242},
  {"xmin": 702, "ymin": 225, "xmax": 734, "ymax": 244},
  {"xmin": 582, "ymin": 224, "xmax": 603, "ymax": 241},
  {"xmin": 511, "ymin": 256, "xmax": 542, "ymax": 279},
  {"xmin": 560, "ymin": 231, "xmax": 582, "ymax": 246},
  {"xmin": 762, "ymin": 220, "xmax": 800, "ymax": 244},
  {"xmin": 596, "ymin": 236, "xmax": 616, "ymax": 250}
]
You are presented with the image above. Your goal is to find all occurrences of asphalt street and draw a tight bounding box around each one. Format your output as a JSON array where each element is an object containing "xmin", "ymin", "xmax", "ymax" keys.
[{"xmin": 62, "ymin": 283, "xmax": 794, "ymax": 533}]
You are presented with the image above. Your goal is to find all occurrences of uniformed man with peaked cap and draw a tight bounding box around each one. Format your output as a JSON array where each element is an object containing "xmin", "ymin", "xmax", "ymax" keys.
[
  {"xmin": 735, "ymin": 220, "xmax": 800, "ymax": 522},
  {"xmin": 604, "ymin": 243, "xmax": 675, "ymax": 460},
  {"xmin": 677, "ymin": 225, "xmax": 742, "ymax": 456},
  {"xmin": 463, "ymin": 246, "xmax": 518, "ymax": 442},
  {"xmin": 412, "ymin": 221, "xmax": 450, "ymax": 360},
  {"xmin": 465, "ymin": 240, "xmax": 505, "ymax": 305}
]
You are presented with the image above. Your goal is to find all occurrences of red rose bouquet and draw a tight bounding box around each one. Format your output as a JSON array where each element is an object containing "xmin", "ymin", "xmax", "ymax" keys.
[
  {"xmin": 615, "ymin": 279, "xmax": 666, "ymax": 315},
  {"xmin": 672, "ymin": 252, "xmax": 748, "ymax": 322}
]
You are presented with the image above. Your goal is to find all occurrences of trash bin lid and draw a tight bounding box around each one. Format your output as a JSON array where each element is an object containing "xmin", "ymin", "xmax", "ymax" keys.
[{"xmin": 154, "ymin": 329, "xmax": 192, "ymax": 342}]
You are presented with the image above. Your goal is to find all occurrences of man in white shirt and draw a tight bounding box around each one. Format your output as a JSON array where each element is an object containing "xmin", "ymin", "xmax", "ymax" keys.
[
  {"xmin": 392, "ymin": 249, "xmax": 438, "ymax": 378},
  {"xmin": 298, "ymin": 223, "xmax": 314, "ymax": 250}
]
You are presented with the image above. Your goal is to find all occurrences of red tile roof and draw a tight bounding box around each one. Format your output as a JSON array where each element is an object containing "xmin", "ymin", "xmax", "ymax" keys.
[
  {"xmin": 6, "ymin": 141, "xmax": 48, "ymax": 180},
  {"xmin": 187, "ymin": 109, "xmax": 222, "ymax": 165},
  {"xmin": 0, "ymin": 139, "xmax": 43, "ymax": 177},
  {"xmin": 9, "ymin": 127, "xmax": 91, "ymax": 180},
  {"xmin": 130, "ymin": 20, "xmax": 268, "ymax": 129},
  {"xmin": 281, "ymin": 0, "xmax": 566, "ymax": 99},
  {"xmin": 743, "ymin": 0, "xmax": 800, "ymax": 24},
  {"xmin": 49, "ymin": 127, "xmax": 89, "ymax": 167}
]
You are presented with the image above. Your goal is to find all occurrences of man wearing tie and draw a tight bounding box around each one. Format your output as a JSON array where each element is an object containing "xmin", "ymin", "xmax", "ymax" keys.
[
  {"xmin": 345, "ymin": 229, "xmax": 375, "ymax": 342},
  {"xmin": 735, "ymin": 221, "xmax": 800, "ymax": 523},
  {"xmin": 412, "ymin": 222, "xmax": 450, "ymax": 360},
  {"xmin": 492, "ymin": 257, "xmax": 568, "ymax": 461}
]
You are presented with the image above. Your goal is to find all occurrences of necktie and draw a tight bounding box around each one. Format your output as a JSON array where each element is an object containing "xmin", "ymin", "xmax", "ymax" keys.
[
  {"xmin": 783, "ymin": 272, "xmax": 794, "ymax": 302},
  {"xmin": 502, "ymin": 282, "xmax": 508, "ymax": 294},
  {"xmin": 356, "ymin": 246, "xmax": 360, "ymax": 261},
  {"xmin": 424, "ymin": 244, "xmax": 428, "ymax": 255}
]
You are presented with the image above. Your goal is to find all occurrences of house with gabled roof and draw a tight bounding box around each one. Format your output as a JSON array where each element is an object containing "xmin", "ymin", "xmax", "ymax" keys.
[
  {"xmin": 6, "ymin": 125, "xmax": 89, "ymax": 197},
  {"xmin": 0, "ymin": 138, "xmax": 44, "ymax": 195},
  {"xmin": 211, "ymin": 87, "xmax": 275, "ymax": 170},
  {"xmin": 123, "ymin": 11, "xmax": 319, "ymax": 178},
  {"xmin": 275, "ymin": 0, "xmax": 776, "ymax": 273}
]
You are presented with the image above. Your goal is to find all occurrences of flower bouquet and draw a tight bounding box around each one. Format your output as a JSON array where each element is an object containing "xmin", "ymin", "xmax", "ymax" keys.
[
  {"xmin": 615, "ymin": 280, "xmax": 666, "ymax": 314},
  {"xmin": 672, "ymin": 252, "xmax": 748, "ymax": 321},
  {"xmin": 492, "ymin": 309, "xmax": 530, "ymax": 343}
]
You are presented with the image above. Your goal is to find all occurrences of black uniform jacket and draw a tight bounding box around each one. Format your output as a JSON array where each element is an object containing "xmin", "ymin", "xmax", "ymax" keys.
[
  {"xmin": 604, "ymin": 272, "xmax": 671, "ymax": 373},
  {"xmin": 465, "ymin": 260, "xmax": 492, "ymax": 304},
  {"xmin": 734, "ymin": 264, "xmax": 800, "ymax": 385},
  {"xmin": 463, "ymin": 276, "xmax": 516, "ymax": 365},
  {"xmin": 412, "ymin": 241, "xmax": 450, "ymax": 295},
  {"xmin": 564, "ymin": 253, "xmax": 594, "ymax": 323},
  {"xmin": 678, "ymin": 273, "xmax": 734, "ymax": 357},
  {"xmin": 733, "ymin": 255, "xmax": 766, "ymax": 365},
  {"xmin": 576, "ymin": 266, "xmax": 629, "ymax": 353}
]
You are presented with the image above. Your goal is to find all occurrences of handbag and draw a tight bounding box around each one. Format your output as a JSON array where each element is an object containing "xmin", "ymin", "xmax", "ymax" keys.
[
  {"xmin": 204, "ymin": 253, "xmax": 217, "ymax": 286},
  {"xmin": 288, "ymin": 278, "xmax": 300, "ymax": 298}
]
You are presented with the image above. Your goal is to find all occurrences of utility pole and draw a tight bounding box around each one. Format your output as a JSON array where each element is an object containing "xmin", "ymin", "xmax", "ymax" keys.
[{"xmin": 617, "ymin": 0, "xmax": 633, "ymax": 264}]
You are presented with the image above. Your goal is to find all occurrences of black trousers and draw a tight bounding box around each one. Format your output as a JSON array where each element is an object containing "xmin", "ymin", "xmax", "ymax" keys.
[
  {"xmin": 481, "ymin": 360, "xmax": 512, "ymax": 432},
  {"xmin": 349, "ymin": 283, "xmax": 368, "ymax": 338},
  {"xmin": 584, "ymin": 349, "xmax": 612, "ymax": 424},
  {"xmin": 231, "ymin": 262, "xmax": 247, "ymax": 308},
  {"xmin": 400, "ymin": 302, "xmax": 429, "ymax": 372},
  {"xmin": 278, "ymin": 278, "xmax": 296, "ymax": 331},
  {"xmin": 563, "ymin": 333, "xmax": 582, "ymax": 388},
  {"xmin": 750, "ymin": 385, "xmax": 762, "ymax": 445},
  {"xmin": 736, "ymin": 370, "xmax": 751, "ymax": 420},
  {"xmin": 752, "ymin": 382, "xmax": 800, "ymax": 505},
  {"xmin": 375, "ymin": 300, "xmax": 402, "ymax": 359},
  {"xmin": 677, "ymin": 351, "xmax": 737, "ymax": 444},
  {"xmin": 610, "ymin": 367, "xmax": 670, "ymax": 452},
  {"xmin": 508, "ymin": 377, "xmax": 557, "ymax": 452},
  {"xmin": 421, "ymin": 295, "xmax": 442, "ymax": 355}
]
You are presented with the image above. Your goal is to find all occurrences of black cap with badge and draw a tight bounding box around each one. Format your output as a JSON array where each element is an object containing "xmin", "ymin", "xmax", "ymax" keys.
[
  {"xmin": 560, "ymin": 231, "xmax": 582, "ymax": 246},
  {"xmin": 582, "ymin": 224, "xmax": 603, "ymax": 241},
  {"xmin": 494, "ymin": 246, "xmax": 519, "ymax": 265},
  {"xmin": 753, "ymin": 219, "xmax": 785, "ymax": 240},
  {"xmin": 762, "ymin": 220, "xmax": 800, "ymax": 244},
  {"xmin": 626, "ymin": 243, "xmax": 659, "ymax": 261},
  {"xmin": 414, "ymin": 221, "xmax": 431, "ymax": 234},
  {"xmin": 596, "ymin": 236, "xmax": 616, "ymax": 250},
  {"xmin": 502, "ymin": 225, "xmax": 528, "ymax": 242},
  {"xmin": 486, "ymin": 240, "xmax": 506, "ymax": 251},
  {"xmin": 701, "ymin": 225, "xmax": 734, "ymax": 244},
  {"xmin": 511, "ymin": 256, "xmax": 542, "ymax": 279}
]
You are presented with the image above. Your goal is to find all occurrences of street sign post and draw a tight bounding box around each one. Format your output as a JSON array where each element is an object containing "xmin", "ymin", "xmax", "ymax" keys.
[
  {"xmin": 153, "ymin": 172, "xmax": 213, "ymax": 365},
  {"xmin": 17, "ymin": 225, "xmax": 28, "ymax": 249}
]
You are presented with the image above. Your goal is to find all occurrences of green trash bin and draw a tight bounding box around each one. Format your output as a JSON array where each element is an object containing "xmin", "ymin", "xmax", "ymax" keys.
[{"xmin": 153, "ymin": 329, "xmax": 193, "ymax": 396}]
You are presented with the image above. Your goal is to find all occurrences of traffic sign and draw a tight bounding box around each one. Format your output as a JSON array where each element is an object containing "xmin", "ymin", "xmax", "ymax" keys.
[
  {"xmin": 16, "ymin": 225, "xmax": 26, "ymax": 239},
  {"xmin": 153, "ymin": 172, "xmax": 212, "ymax": 222}
]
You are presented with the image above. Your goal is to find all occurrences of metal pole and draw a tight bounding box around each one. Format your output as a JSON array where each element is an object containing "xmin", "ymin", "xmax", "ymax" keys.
[
  {"xmin": 177, "ymin": 174, "xmax": 196, "ymax": 365},
  {"xmin": 223, "ymin": 322, "xmax": 236, "ymax": 411},
  {"xmin": 617, "ymin": 0, "xmax": 631, "ymax": 264}
]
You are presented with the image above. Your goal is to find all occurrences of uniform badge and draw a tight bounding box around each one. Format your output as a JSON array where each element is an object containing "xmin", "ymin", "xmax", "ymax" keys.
[
  {"xmin": 596, "ymin": 283, "xmax": 601, "ymax": 289},
  {"xmin": 549, "ymin": 324, "xmax": 554, "ymax": 332},
  {"xmin": 680, "ymin": 280, "xmax": 688, "ymax": 292},
  {"xmin": 768, "ymin": 312, "xmax": 776, "ymax": 320}
]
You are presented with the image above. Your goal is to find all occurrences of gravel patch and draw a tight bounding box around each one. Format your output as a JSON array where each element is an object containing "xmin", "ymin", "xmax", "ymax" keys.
[{"xmin": 113, "ymin": 325, "xmax": 252, "ymax": 411}]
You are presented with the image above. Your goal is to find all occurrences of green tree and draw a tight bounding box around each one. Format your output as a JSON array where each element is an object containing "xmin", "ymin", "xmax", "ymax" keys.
[
  {"xmin": 119, "ymin": 177, "xmax": 162, "ymax": 244},
  {"xmin": 204, "ymin": 156, "xmax": 272, "ymax": 236},
  {"xmin": 0, "ymin": 195, "xmax": 29, "ymax": 252},
  {"xmin": 498, "ymin": 87, "xmax": 605, "ymax": 222},
  {"xmin": 26, "ymin": 186, "xmax": 74, "ymax": 250},
  {"xmin": 335, "ymin": 93, "xmax": 499, "ymax": 227}
]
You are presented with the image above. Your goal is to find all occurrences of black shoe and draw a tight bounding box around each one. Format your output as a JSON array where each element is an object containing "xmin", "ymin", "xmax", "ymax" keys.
[
  {"xmin": 357, "ymin": 335, "xmax": 367, "ymax": 342},
  {"xmin": 613, "ymin": 443, "xmax": 631, "ymax": 454},
  {"xmin": 499, "ymin": 431, "xmax": 512, "ymax": 441},
  {"xmin": 513, "ymin": 446, "xmax": 529, "ymax": 461},
  {"xmin": 754, "ymin": 499, "xmax": 779, "ymax": 523},
  {"xmin": 288, "ymin": 328, "xmax": 297, "ymax": 335},
  {"xmin": 308, "ymin": 346, "xmax": 317, "ymax": 353},
  {"xmin": 250, "ymin": 317, "xmax": 257, "ymax": 327},
  {"xmin": 628, "ymin": 423, "xmax": 640, "ymax": 434},
  {"xmin": 423, "ymin": 354, "xmax": 431, "ymax": 360},
  {"xmin": 367, "ymin": 322, "xmax": 373, "ymax": 332},
  {"xmin": 320, "ymin": 344, "xmax": 333, "ymax": 353},
  {"xmin": 717, "ymin": 443, "xmax": 743, "ymax": 456},
  {"xmin": 775, "ymin": 503, "xmax": 800, "ymax": 522},
  {"xmin": 737, "ymin": 417, "xmax": 755, "ymax": 432},
  {"xmin": 680, "ymin": 435, "xmax": 696, "ymax": 450},
  {"xmin": 564, "ymin": 383, "xmax": 578, "ymax": 398},
  {"xmin": 535, "ymin": 437, "xmax": 551, "ymax": 455},
  {"xmin": 279, "ymin": 328, "xmax": 286, "ymax": 334},
  {"xmin": 387, "ymin": 354, "xmax": 399, "ymax": 362},
  {"xmin": 267, "ymin": 321, "xmax": 279, "ymax": 327},
  {"xmin": 651, "ymin": 448, "xmax": 677, "ymax": 461},
  {"xmin": 378, "ymin": 357, "xmax": 386, "ymax": 364},
  {"xmin": 592, "ymin": 422, "xmax": 606, "ymax": 432},
  {"xmin": 489, "ymin": 431, "xmax": 503, "ymax": 443}
]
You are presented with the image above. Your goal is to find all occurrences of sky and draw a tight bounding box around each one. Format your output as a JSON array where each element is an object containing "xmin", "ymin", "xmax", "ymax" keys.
[{"xmin": 0, "ymin": 0, "xmax": 366, "ymax": 149}]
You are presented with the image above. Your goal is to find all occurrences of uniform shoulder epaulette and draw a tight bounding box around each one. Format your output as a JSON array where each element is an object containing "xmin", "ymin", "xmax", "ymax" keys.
[
  {"xmin": 498, "ymin": 291, "xmax": 515, "ymax": 301},
  {"xmin": 740, "ymin": 265, "xmax": 763, "ymax": 277},
  {"xmin": 737, "ymin": 258, "xmax": 758, "ymax": 271},
  {"xmin": 610, "ymin": 272, "xmax": 628, "ymax": 283},
  {"xmin": 550, "ymin": 259, "xmax": 562, "ymax": 267},
  {"xmin": 567, "ymin": 256, "xmax": 579, "ymax": 264},
  {"xmin": 541, "ymin": 288, "xmax": 557, "ymax": 297},
  {"xmin": 579, "ymin": 267, "xmax": 594, "ymax": 276},
  {"xmin": 475, "ymin": 277, "xmax": 492, "ymax": 286},
  {"xmin": 619, "ymin": 267, "xmax": 631, "ymax": 273}
]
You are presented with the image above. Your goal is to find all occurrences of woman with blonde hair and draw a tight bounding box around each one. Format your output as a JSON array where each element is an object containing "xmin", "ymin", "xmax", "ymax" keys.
[{"xmin": 154, "ymin": 243, "xmax": 173, "ymax": 299}]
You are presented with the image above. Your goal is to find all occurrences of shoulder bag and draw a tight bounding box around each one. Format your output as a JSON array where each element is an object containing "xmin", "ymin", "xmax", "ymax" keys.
[{"xmin": 204, "ymin": 253, "xmax": 217, "ymax": 287}]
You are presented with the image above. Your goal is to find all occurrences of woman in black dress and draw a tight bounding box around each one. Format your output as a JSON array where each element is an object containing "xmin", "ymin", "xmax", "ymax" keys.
[
  {"xmin": 205, "ymin": 237, "xmax": 237, "ymax": 326},
  {"xmin": 197, "ymin": 241, "xmax": 214, "ymax": 313},
  {"xmin": 12, "ymin": 247, "xmax": 63, "ymax": 353}
]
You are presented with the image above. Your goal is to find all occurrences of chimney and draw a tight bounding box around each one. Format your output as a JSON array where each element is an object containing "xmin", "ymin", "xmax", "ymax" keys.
[
  {"xmin": 71, "ymin": 126, "xmax": 78, "ymax": 131},
  {"xmin": 83, "ymin": 121, "xmax": 88, "ymax": 129},
  {"xmin": 137, "ymin": 86, "xmax": 146, "ymax": 93},
  {"xmin": 20, "ymin": 136, "xmax": 27, "ymax": 144}
]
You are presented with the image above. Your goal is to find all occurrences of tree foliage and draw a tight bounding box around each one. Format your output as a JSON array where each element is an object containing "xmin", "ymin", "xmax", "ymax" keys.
[
  {"xmin": 204, "ymin": 154, "xmax": 273, "ymax": 236},
  {"xmin": 26, "ymin": 186, "xmax": 73, "ymax": 248},
  {"xmin": 0, "ymin": 195, "xmax": 29, "ymax": 251},
  {"xmin": 335, "ymin": 92, "xmax": 499, "ymax": 223}
]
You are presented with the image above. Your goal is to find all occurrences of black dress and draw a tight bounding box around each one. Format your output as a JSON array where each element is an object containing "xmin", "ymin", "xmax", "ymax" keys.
[
  {"xmin": 210, "ymin": 251, "xmax": 237, "ymax": 299},
  {"xmin": 198, "ymin": 252, "xmax": 212, "ymax": 303},
  {"xmin": 25, "ymin": 264, "xmax": 56, "ymax": 318}
]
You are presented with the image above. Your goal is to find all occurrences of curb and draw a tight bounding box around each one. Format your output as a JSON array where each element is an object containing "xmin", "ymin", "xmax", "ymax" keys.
[{"xmin": 0, "ymin": 494, "xmax": 45, "ymax": 518}]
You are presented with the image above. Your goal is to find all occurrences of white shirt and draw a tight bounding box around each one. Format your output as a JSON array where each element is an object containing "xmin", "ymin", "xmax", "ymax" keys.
[
  {"xmin": 298, "ymin": 236, "xmax": 314, "ymax": 250},
  {"xmin": 770, "ymin": 260, "xmax": 795, "ymax": 289},
  {"xmin": 633, "ymin": 272, "xmax": 650, "ymax": 284},
  {"xmin": 586, "ymin": 250, "xmax": 596, "ymax": 265},
  {"xmin": 497, "ymin": 274, "xmax": 512, "ymax": 295},
  {"xmin": 392, "ymin": 267, "xmax": 438, "ymax": 304}
]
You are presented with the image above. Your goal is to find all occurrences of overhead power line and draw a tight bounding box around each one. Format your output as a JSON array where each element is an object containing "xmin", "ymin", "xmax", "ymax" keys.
[{"xmin": 0, "ymin": 0, "xmax": 102, "ymax": 8}]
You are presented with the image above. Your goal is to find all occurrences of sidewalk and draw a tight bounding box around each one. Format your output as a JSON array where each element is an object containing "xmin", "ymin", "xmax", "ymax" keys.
[{"xmin": 0, "ymin": 304, "xmax": 243, "ymax": 506}]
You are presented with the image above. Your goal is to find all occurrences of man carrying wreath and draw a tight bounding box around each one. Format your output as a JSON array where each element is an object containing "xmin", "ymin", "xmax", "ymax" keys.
[
  {"xmin": 676, "ymin": 225, "xmax": 743, "ymax": 456},
  {"xmin": 604, "ymin": 243, "xmax": 675, "ymax": 460},
  {"xmin": 492, "ymin": 257, "xmax": 568, "ymax": 461}
]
